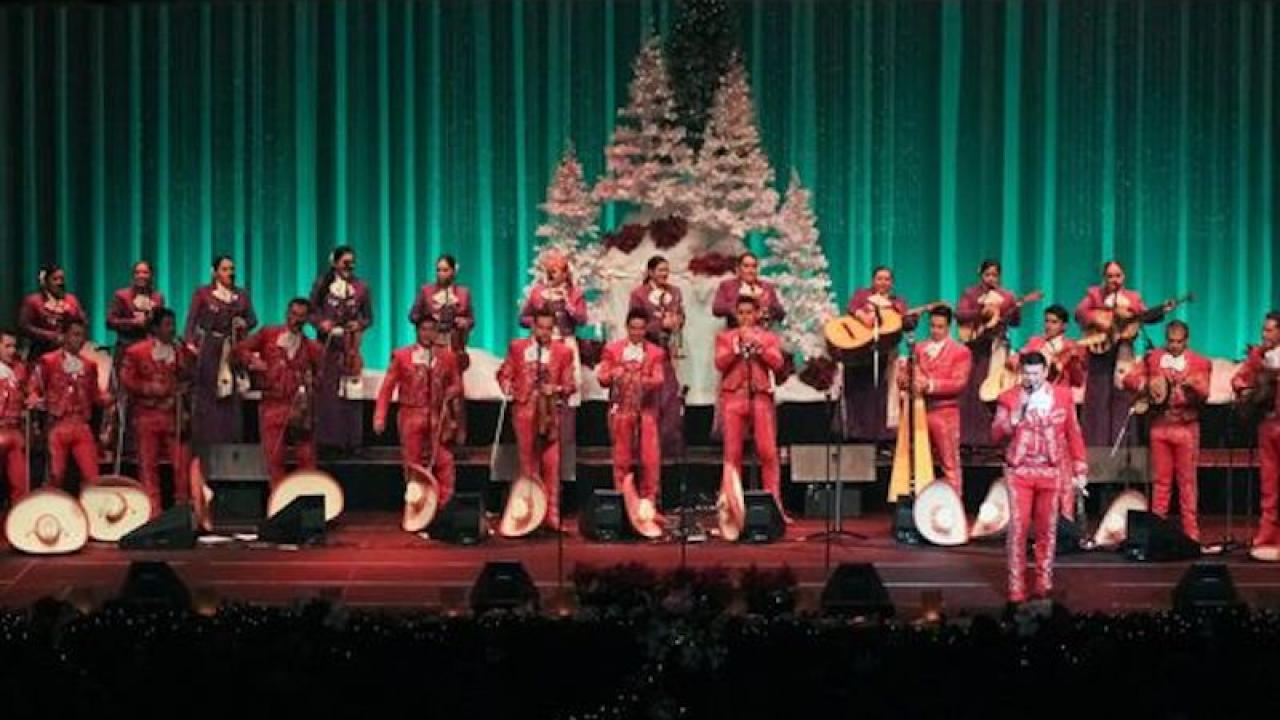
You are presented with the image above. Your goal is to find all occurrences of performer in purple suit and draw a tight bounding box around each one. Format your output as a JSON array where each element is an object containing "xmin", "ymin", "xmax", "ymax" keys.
[
  {"xmin": 309, "ymin": 246, "xmax": 373, "ymax": 453},
  {"xmin": 183, "ymin": 255, "xmax": 258, "ymax": 447},
  {"xmin": 628, "ymin": 255, "xmax": 687, "ymax": 457},
  {"xmin": 955, "ymin": 260, "xmax": 1021, "ymax": 447},
  {"xmin": 711, "ymin": 252, "xmax": 785, "ymax": 329},
  {"xmin": 842, "ymin": 267, "xmax": 911, "ymax": 441}
]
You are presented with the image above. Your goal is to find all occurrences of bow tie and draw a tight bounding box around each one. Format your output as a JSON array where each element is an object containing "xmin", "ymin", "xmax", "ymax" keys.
[{"xmin": 1159, "ymin": 354, "xmax": 1187, "ymax": 372}]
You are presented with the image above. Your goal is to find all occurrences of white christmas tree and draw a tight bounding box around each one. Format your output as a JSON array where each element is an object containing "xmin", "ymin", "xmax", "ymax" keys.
[
  {"xmin": 525, "ymin": 145, "xmax": 604, "ymax": 325},
  {"xmin": 690, "ymin": 56, "xmax": 779, "ymax": 240},
  {"xmin": 763, "ymin": 170, "xmax": 838, "ymax": 362},
  {"xmin": 594, "ymin": 35, "xmax": 695, "ymax": 219}
]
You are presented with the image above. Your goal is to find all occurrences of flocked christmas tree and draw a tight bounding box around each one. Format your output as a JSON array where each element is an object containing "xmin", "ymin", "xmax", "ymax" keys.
[
  {"xmin": 763, "ymin": 170, "xmax": 838, "ymax": 362},
  {"xmin": 690, "ymin": 55, "xmax": 779, "ymax": 241},
  {"xmin": 594, "ymin": 35, "xmax": 695, "ymax": 219},
  {"xmin": 527, "ymin": 145, "xmax": 605, "ymax": 325}
]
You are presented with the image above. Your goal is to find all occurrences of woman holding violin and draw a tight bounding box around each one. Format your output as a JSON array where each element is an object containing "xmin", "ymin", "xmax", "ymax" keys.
[{"xmin": 309, "ymin": 246, "xmax": 373, "ymax": 454}]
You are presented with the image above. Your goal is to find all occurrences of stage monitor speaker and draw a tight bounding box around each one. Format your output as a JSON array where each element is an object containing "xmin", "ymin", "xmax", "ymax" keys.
[
  {"xmin": 1123, "ymin": 510, "xmax": 1201, "ymax": 562},
  {"xmin": 258, "ymin": 495, "xmax": 326, "ymax": 545},
  {"xmin": 115, "ymin": 561, "xmax": 191, "ymax": 609},
  {"xmin": 428, "ymin": 493, "xmax": 485, "ymax": 545},
  {"xmin": 119, "ymin": 505, "xmax": 197, "ymax": 550},
  {"xmin": 804, "ymin": 485, "xmax": 862, "ymax": 519},
  {"xmin": 742, "ymin": 491, "xmax": 785, "ymax": 544},
  {"xmin": 580, "ymin": 490, "xmax": 625, "ymax": 542},
  {"xmin": 821, "ymin": 563, "xmax": 894, "ymax": 618},
  {"xmin": 1173, "ymin": 563, "xmax": 1243, "ymax": 612},
  {"xmin": 202, "ymin": 444, "xmax": 270, "ymax": 531},
  {"xmin": 892, "ymin": 498, "xmax": 922, "ymax": 545},
  {"xmin": 470, "ymin": 561, "xmax": 539, "ymax": 614}
]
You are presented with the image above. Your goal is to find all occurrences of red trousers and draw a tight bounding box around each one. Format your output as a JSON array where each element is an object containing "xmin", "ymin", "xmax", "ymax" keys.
[
  {"xmin": 399, "ymin": 407, "xmax": 456, "ymax": 507},
  {"xmin": 610, "ymin": 411, "xmax": 661, "ymax": 502},
  {"xmin": 133, "ymin": 409, "xmax": 190, "ymax": 513},
  {"xmin": 927, "ymin": 405, "xmax": 962, "ymax": 494},
  {"xmin": 1149, "ymin": 422, "xmax": 1200, "ymax": 541},
  {"xmin": 513, "ymin": 405, "xmax": 561, "ymax": 526},
  {"xmin": 259, "ymin": 401, "xmax": 316, "ymax": 489},
  {"xmin": 721, "ymin": 393, "xmax": 781, "ymax": 504},
  {"xmin": 47, "ymin": 421, "xmax": 99, "ymax": 489},
  {"xmin": 0, "ymin": 428, "xmax": 29, "ymax": 503},
  {"xmin": 1006, "ymin": 466, "xmax": 1061, "ymax": 603},
  {"xmin": 1256, "ymin": 419, "xmax": 1280, "ymax": 545}
]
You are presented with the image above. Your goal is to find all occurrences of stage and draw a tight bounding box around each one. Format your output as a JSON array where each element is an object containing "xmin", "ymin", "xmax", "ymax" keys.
[{"xmin": 3, "ymin": 512, "xmax": 1276, "ymax": 616}]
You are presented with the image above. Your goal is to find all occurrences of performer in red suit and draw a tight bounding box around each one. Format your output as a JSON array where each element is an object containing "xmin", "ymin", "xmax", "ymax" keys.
[
  {"xmin": 184, "ymin": 255, "xmax": 258, "ymax": 446},
  {"xmin": 374, "ymin": 318, "xmax": 463, "ymax": 506},
  {"xmin": 120, "ymin": 308, "xmax": 196, "ymax": 512},
  {"xmin": 520, "ymin": 252, "xmax": 587, "ymax": 340},
  {"xmin": 715, "ymin": 296, "xmax": 788, "ymax": 519},
  {"xmin": 628, "ymin": 255, "xmax": 686, "ymax": 457},
  {"xmin": 309, "ymin": 246, "xmax": 373, "ymax": 453},
  {"xmin": 955, "ymin": 261, "xmax": 1021, "ymax": 447},
  {"xmin": 27, "ymin": 319, "xmax": 111, "ymax": 490},
  {"xmin": 0, "ymin": 331, "xmax": 30, "ymax": 504},
  {"xmin": 843, "ymin": 266, "xmax": 913, "ymax": 441},
  {"xmin": 18, "ymin": 264, "xmax": 87, "ymax": 361},
  {"xmin": 598, "ymin": 309, "xmax": 666, "ymax": 507},
  {"xmin": 711, "ymin": 252, "xmax": 785, "ymax": 329},
  {"xmin": 235, "ymin": 299, "xmax": 322, "ymax": 488},
  {"xmin": 992, "ymin": 351, "xmax": 1089, "ymax": 604},
  {"xmin": 1013, "ymin": 305, "xmax": 1086, "ymax": 390},
  {"xmin": 409, "ymin": 254, "xmax": 476, "ymax": 443},
  {"xmin": 1121, "ymin": 321, "xmax": 1211, "ymax": 541},
  {"xmin": 497, "ymin": 308, "xmax": 575, "ymax": 531},
  {"xmin": 106, "ymin": 260, "xmax": 165, "ymax": 352},
  {"xmin": 1075, "ymin": 261, "xmax": 1170, "ymax": 446},
  {"xmin": 901, "ymin": 307, "xmax": 972, "ymax": 493},
  {"xmin": 1232, "ymin": 311, "xmax": 1280, "ymax": 546}
]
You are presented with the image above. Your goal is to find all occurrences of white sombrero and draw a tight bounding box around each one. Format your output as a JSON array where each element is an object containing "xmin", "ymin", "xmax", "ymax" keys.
[
  {"xmin": 913, "ymin": 482, "xmax": 969, "ymax": 546},
  {"xmin": 267, "ymin": 469, "xmax": 345, "ymax": 523},
  {"xmin": 498, "ymin": 474, "xmax": 548, "ymax": 538},
  {"xmin": 5, "ymin": 488, "xmax": 90, "ymax": 555},
  {"xmin": 1089, "ymin": 489, "xmax": 1149, "ymax": 548},
  {"xmin": 620, "ymin": 472, "xmax": 663, "ymax": 539},
  {"xmin": 970, "ymin": 478, "xmax": 1011, "ymax": 539},
  {"xmin": 402, "ymin": 463, "xmax": 441, "ymax": 534},
  {"xmin": 716, "ymin": 465, "xmax": 746, "ymax": 542},
  {"xmin": 80, "ymin": 476, "xmax": 153, "ymax": 542},
  {"xmin": 1250, "ymin": 545, "xmax": 1280, "ymax": 562}
]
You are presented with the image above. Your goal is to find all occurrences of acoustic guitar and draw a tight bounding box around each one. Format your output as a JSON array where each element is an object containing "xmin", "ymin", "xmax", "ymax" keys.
[
  {"xmin": 957, "ymin": 290, "xmax": 1043, "ymax": 344},
  {"xmin": 977, "ymin": 334, "xmax": 1107, "ymax": 402},
  {"xmin": 824, "ymin": 301, "xmax": 948, "ymax": 352},
  {"xmin": 1081, "ymin": 293, "xmax": 1194, "ymax": 355}
]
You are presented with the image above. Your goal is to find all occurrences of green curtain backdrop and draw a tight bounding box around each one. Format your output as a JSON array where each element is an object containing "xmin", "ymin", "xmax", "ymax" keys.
[{"xmin": 1, "ymin": 0, "xmax": 1276, "ymax": 365}]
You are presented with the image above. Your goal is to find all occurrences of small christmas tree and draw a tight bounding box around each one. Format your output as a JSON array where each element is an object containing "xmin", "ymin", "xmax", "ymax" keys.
[
  {"xmin": 526, "ymin": 145, "xmax": 603, "ymax": 323},
  {"xmin": 594, "ymin": 35, "xmax": 695, "ymax": 219},
  {"xmin": 690, "ymin": 56, "xmax": 779, "ymax": 241},
  {"xmin": 764, "ymin": 170, "xmax": 838, "ymax": 362}
]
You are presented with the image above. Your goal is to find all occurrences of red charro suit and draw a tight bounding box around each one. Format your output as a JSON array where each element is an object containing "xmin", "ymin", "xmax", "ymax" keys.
[
  {"xmin": 1233, "ymin": 345, "xmax": 1280, "ymax": 545},
  {"xmin": 235, "ymin": 326, "xmax": 323, "ymax": 487},
  {"xmin": 29, "ymin": 349, "xmax": 109, "ymax": 489},
  {"xmin": 911, "ymin": 338, "xmax": 973, "ymax": 493},
  {"xmin": 375, "ymin": 344, "xmax": 463, "ymax": 506},
  {"xmin": 992, "ymin": 384, "xmax": 1088, "ymax": 603},
  {"xmin": 597, "ymin": 339, "xmax": 665, "ymax": 502},
  {"xmin": 0, "ymin": 360, "xmax": 30, "ymax": 502},
  {"xmin": 121, "ymin": 339, "xmax": 196, "ymax": 511},
  {"xmin": 497, "ymin": 338, "xmax": 575, "ymax": 528},
  {"xmin": 715, "ymin": 327, "xmax": 785, "ymax": 505},
  {"xmin": 1122, "ymin": 349, "xmax": 1211, "ymax": 540}
]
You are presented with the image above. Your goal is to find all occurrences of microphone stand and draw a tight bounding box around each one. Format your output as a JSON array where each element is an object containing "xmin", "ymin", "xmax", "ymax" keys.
[{"xmin": 805, "ymin": 360, "xmax": 866, "ymax": 559}]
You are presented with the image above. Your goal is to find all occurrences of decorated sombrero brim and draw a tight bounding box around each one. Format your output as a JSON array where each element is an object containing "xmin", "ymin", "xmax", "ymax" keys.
[
  {"xmin": 1090, "ymin": 489, "xmax": 1149, "ymax": 548},
  {"xmin": 913, "ymin": 482, "xmax": 969, "ymax": 546},
  {"xmin": 499, "ymin": 475, "xmax": 548, "ymax": 538},
  {"xmin": 620, "ymin": 472, "xmax": 663, "ymax": 539},
  {"xmin": 402, "ymin": 463, "xmax": 441, "ymax": 533},
  {"xmin": 5, "ymin": 488, "xmax": 90, "ymax": 555},
  {"xmin": 81, "ymin": 475, "xmax": 153, "ymax": 542},
  {"xmin": 970, "ymin": 478, "xmax": 1011, "ymax": 539},
  {"xmin": 267, "ymin": 469, "xmax": 345, "ymax": 523},
  {"xmin": 717, "ymin": 465, "xmax": 746, "ymax": 542}
]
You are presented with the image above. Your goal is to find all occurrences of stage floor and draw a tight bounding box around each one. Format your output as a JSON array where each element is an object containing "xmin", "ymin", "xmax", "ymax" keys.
[{"xmin": 3, "ymin": 512, "xmax": 1278, "ymax": 616}]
